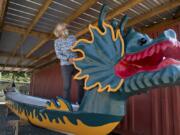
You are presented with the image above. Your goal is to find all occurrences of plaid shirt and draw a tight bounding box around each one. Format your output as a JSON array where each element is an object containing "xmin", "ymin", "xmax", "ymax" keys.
[{"xmin": 54, "ymin": 35, "xmax": 77, "ymax": 65}]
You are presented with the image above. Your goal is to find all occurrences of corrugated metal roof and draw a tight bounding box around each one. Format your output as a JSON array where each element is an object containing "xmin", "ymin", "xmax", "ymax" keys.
[
  {"xmin": 16, "ymin": 36, "xmax": 40, "ymax": 55},
  {"xmin": 0, "ymin": 0, "xmax": 179, "ymax": 71},
  {"xmin": 32, "ymin": 40, "xmax": 54, "ymax": 57},
  {"xmin": 0, "ymin": 31, "xmax": 21, "ymax": 52}
]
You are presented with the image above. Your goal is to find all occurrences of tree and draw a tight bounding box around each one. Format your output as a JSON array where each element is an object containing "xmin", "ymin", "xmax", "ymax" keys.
[{"xmin": 0, "ymin": 71, "xmax": 31, "ymax": 83}]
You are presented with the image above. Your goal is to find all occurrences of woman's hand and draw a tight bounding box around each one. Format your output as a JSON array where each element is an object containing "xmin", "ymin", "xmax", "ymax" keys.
[{"xmin": 68, "ymin": 58, "xmax": 74, "ymax": 64}]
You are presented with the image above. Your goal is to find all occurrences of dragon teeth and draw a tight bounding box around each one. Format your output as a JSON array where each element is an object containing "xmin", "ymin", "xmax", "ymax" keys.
[
  {"xmin": 142, "ymin": 51, "xmax": 147, "ymax": 59},
  {"xmin": 136, "ymin": 53, "xmax": 142, "ymax": 60},
  {"xmin": 126, "ymin": 55, "xmax": 132, "ymax": 61},
  {"xmin": 132, "ymin": 55, "xmax": 137, "ymax": 61},
  {"xmin": 148, "ymin": 46, "xmax": 155, "ymax": 56},
  {"xmin": 144, "ymin": 49, "xmax": 149, "ymax": 58},
  {"xmin": 156, "ymin": 45, "xmax": 161, "ymax": 53}
]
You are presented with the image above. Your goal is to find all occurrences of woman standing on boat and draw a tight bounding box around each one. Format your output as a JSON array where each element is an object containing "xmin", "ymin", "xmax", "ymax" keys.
[{"xmin": 53, "ymin": 23, "xmax": 84, "ymax": 104}]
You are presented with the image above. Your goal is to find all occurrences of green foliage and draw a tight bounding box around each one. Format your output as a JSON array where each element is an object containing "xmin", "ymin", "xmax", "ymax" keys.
[{"xmin": 0, "ymin": 71, "xmax": 31, "ymax": 83}]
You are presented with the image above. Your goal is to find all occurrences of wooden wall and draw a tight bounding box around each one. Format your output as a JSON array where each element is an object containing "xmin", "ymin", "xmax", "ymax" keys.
[{"xmin": 114, "ymin": 86, "xmax": 180, "ymax": 135}]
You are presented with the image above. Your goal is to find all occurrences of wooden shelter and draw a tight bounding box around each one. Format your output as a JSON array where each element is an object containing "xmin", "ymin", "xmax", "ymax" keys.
[
  {"xmin": 0, "ymin": 0, "xmax": 179, "ymax": 72},
  {"xmin": 0, "ymin": 0, "xmax": 180, "ymax": 135}
]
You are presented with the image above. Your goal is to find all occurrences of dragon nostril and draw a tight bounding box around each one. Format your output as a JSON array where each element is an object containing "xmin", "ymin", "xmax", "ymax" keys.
[{"xmin": 138, "ymin": 38, "xmax": 147, "ymax": 46}]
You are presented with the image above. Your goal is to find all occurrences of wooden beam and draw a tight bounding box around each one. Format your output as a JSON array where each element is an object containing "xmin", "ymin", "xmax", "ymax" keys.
[
  {"xmin": 0, "ymin": 51, "xmax": 37, "ymax": 61},
  {"xmin": 18, "ymin": 51, "xmax": 56, "ymax": 73},
  {"xmin": 141, "ymin": 16, "xmax": 180, "ymax": 34},
  {"xmin": 28, "ymin": 56, "xmax": 58, "ymax": 73},
  {"xmin": 127, "ymin": 0, "xmax": 180, "ymax": 27},
  {"xmin": 16, "ymin": 50, "xmax": 55, "ymax": 71},
  {"xmin": 15, "ymin": 0, "xmax": 53, "ymax": 53},
  {"xmin": 28, "ymin": 49, "xmax": 55, "ymax": 67},
  {"xmin": 25, "ymin": 0, "xmax": 53, "ymax": 36},
  {"xmin": 5, "ymin": 0, "xmax": 53, "ymax": 67},
  {"xmin": 0, "ymin": 66, "xmax": 33, "ymax": 72},
  {"xmin": 64, "ymin": 0, "xmax": 98, "ymax": 24},
  {"xmin": 3, "ymin": 24, "xmax": 51, "ymax": 38},
  {"xmin": 0, "ymin": 0, "xmax": 7, "ymax": 28},
  {"xmin": 25, "ymin": 0, "xmax": 98, "ymax": 58},
  {"xmin": 35, "ymin": 56, "xmax": 57, "ymax": 69},
  {"xmin": 0, "ymin": 64, "xmax": 33, "ymax": 69},
  {"xmin": 76, "ymin": 0, "xmax": 180, "ymax": 37},
  {"xmin": 25, "ymin": 37, "xmax": 52, "ymax": 58},
  {"xmin": 75, "ymin": 0, "xmax": 144, "ymax": 37}
]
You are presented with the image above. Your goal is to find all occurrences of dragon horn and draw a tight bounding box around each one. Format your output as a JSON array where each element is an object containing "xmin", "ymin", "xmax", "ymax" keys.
[
  {"xmin": 111, "ymin": 19, "xmax": 119, "ymax": 31},
  {"xmin": 119, "ymin": 15, "xmax": 129, "ymax": 37},
  {"xmin": 98, "ymin": 4, "xmax": 109, "ymax": 32}
]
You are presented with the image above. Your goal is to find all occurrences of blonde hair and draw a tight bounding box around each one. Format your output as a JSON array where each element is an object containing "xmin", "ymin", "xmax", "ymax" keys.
[{"xmin": 53, "ymin": 23, "xmax": 67, "ymax": 38}]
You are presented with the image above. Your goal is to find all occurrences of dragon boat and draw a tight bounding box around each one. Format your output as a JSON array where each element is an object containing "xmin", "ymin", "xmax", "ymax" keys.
[{"xmin": 5, "ymin": 5, "xmax": 180, "ymax": 135}]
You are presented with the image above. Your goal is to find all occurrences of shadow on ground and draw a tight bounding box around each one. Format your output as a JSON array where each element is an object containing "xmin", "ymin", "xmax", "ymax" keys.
[{"xmin": 0, "ymin": 104, "xmax": 65, "ymax": 135}]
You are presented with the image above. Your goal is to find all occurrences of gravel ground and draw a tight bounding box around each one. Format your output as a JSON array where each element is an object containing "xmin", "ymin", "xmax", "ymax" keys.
[
  {"xmin": 18, "ymin": 123, "xmax": 65, "ymax": 135},
  {"xmin": 0, "ymin": 104, "xmax": 65, "ymax": 135}
]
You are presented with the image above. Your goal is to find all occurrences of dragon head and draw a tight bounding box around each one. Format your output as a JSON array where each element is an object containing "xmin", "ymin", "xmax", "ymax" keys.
[
  {"xmin": 72, "ymin": 5, "xmax": 180, "ymax": 95},
  {"xmin": 115, "ymin": 28, "xmax": 180, "ymax": 79},
  {"xmin": 71, "ymin": 5, "xmax": 180, "ymax": 117}
]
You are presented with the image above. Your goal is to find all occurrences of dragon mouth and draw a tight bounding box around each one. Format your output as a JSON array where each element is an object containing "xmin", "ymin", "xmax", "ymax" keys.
[{"xmin": 115, "ymin": 39, "xmax": 180, "ymax": 79}]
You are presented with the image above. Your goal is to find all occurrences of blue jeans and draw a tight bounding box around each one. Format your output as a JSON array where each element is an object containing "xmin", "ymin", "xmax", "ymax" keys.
[{"xmin": 61, "ymin": 65, "xmax": 84, "ymax": 104}]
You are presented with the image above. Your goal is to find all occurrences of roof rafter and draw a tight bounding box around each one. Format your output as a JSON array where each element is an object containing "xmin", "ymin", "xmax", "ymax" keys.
[
  {"xmin": 0, "ymin": 64, "xmax": 33, "ymax": 69},
  {"xmin": 127, "ymin": 0, "xmax": 180, "ymax": 27},
  {"xmin": 4, "ymin": 0, "xmax": 53, "ymax": 68},
  {"xmin": 0, "ymin": 0, "xmax": 7, "ymax": 29},
  {"xmin": 75, "ymin": 0, "xmax": 144, "ymax": 37},
  {"xmin": 0, "ymin": 51, "xmax": 38, "ymax": 61},
  {"xmin": 0, "ymin": 65, "xmax": 33, "ymax": 72},
  {"xmin": 29, "ymin": 57, "xmax": 58, "ymax": 73},
  {"xmin": 25, "ymin": 0, "xmax": 98, "ymax": 58},
  {"xmin": 141, "ymin": 16, "xmax": 180, "ymax": 34},
  {"xmin": 28, "ymin": 49, "xmax": 55, "ymax": 67},
  {"xmin": 3, "ymin": 24, "xmax": 51, "ymax": 39},
  {"xmin": 16, "ymin": 49, "xmax": 55, "ymax": 72},
  {"xmin": 25, "ymin": 37, "xmax": 52, "ymax": 58}
]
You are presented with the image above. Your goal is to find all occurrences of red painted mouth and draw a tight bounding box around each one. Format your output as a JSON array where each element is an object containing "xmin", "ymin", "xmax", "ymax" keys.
[{"xmin": 115, "ymin": 40, "xmax": 180, "ymax": 79}]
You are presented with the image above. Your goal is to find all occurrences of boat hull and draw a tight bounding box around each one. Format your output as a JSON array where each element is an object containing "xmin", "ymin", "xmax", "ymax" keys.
[{"xmin": 6, "ymin": 96, "xmax": 121, "ymax": 135}]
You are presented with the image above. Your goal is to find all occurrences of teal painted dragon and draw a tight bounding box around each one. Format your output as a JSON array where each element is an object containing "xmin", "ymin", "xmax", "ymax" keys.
[{"xmin": 5, "ymin": 5, "xmax": 180, "ymax": 135}]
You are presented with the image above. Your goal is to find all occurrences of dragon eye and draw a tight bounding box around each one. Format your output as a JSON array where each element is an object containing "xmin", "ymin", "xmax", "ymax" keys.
[{"xmin": 138, "ymin": 38, "xmax": 147, "ymax": 46}]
